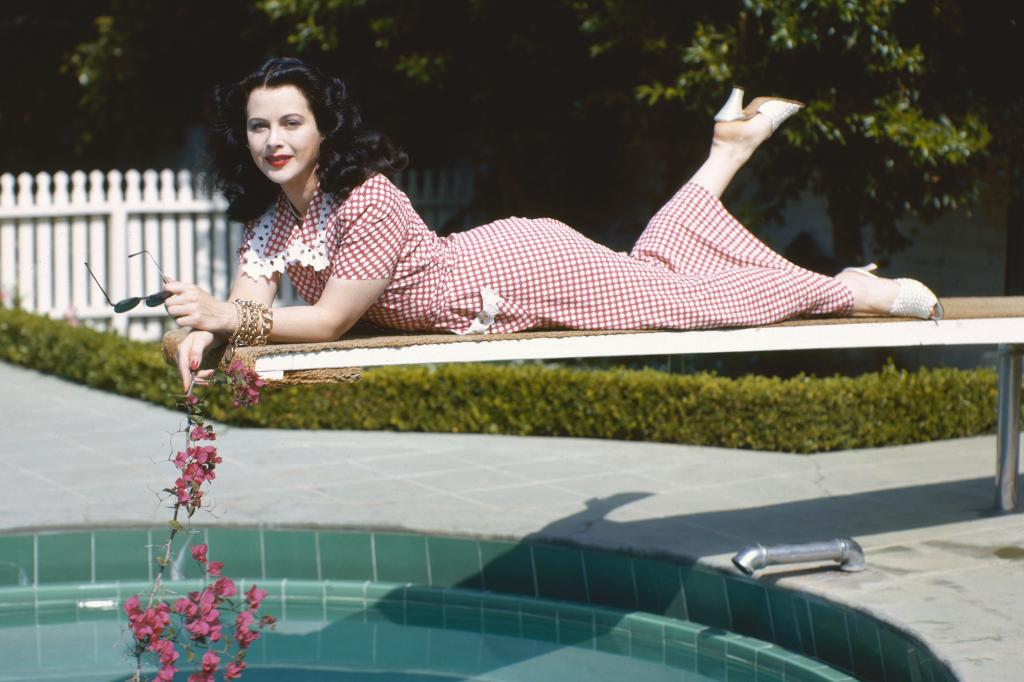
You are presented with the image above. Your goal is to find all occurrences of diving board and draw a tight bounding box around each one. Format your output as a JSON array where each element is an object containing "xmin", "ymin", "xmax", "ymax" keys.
[{"xmin": 162, "ymin": 296, "xmax": 1024, "ymax": 512}]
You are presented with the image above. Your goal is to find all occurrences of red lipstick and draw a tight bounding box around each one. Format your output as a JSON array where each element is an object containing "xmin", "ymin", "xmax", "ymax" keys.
[{"xmin": 266, "ymin": 155, "xmax": 292, "ymax": 169}]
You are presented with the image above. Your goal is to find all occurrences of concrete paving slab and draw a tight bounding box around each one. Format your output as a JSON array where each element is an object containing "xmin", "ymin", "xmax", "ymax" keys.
[{"xmin": 1, "ymin": 360, "xmax": 1022, "ymax": 680}]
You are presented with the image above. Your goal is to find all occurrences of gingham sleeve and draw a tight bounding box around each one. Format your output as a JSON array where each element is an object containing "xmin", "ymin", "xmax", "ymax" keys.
[{"xmin": 330, "ymin": 179, "xmax": 408, "ymax": 280}]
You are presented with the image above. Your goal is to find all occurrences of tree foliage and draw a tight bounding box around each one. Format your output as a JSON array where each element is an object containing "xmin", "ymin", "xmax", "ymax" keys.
[{"xmin": 3, "ymin": 0, "xmax": 1016, "ymax": 271}]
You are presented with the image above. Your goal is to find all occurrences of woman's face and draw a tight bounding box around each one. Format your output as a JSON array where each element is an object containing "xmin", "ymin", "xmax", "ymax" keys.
[{"xmin": 245, "ymin": 85, "xmax": 324, "ymax": 194}]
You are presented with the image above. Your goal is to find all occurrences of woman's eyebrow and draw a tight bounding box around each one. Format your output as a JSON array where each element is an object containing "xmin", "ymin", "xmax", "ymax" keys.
[{"xmin": 246, "ymin": 113, "xmax": 305, "ymax": 123}]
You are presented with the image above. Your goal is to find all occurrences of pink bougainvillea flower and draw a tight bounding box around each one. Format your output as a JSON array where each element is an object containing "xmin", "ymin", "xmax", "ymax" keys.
[
  {"xmin": 206, "ymin": 561, "xmax": 223, "ymax": 577},
  {"xmin": 201, "ymin": 650, "xmax": 219, "ymax": 673},
  {"xmin": 190, "ymin": 425, "xmax": 216, "ymax": 441},
  {"xmin": 212, "ymin": 576, "xmax": 237, "ymax": 598},
  {"xmin": 246, "ymin": 585, "xmax": 268, "ymax": 610},
  {"xmin": 190, "ymin": 544, "xmax": 208, "ymax": 564},
  {"xmin": 225, "ymin": 660, "xmax": 247, "ymax": 679}
]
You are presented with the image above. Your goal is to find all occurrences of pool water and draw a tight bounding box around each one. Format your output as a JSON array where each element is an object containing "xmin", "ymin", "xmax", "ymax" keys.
[
  {"xmin": 0, "ymin": 529, "xmax": 952, "ymax": 681},
  {"xmin": 1, "ymin": 580, "xmax": 832, "ymax": 682}
]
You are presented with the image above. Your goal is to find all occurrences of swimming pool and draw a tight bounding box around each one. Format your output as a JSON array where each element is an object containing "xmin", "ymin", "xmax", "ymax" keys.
[{"xmin": 0, "ymin": 528, "xmax": 952, "ymax": 681}]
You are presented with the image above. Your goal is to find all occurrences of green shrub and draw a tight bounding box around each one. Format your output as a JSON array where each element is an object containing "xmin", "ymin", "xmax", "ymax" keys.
[{"xmin": 0, "ymin": 307, "xmax": 999, "ymax": 453}]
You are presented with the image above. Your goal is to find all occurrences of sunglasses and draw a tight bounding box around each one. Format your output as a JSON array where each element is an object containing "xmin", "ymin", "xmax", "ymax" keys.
[{"xmin": 85, "ymin": 250, "xmax": 171, "ymax": 313}]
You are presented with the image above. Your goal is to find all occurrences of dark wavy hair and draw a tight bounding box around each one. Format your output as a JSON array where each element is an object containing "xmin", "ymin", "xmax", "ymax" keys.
[{"xmin": 206, "ymin": 57, "xmax": 408, "ymax": 222}]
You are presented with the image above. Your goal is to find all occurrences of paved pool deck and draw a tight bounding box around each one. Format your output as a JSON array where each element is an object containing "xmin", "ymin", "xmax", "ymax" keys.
[{"xmin": 1, "ymin": 359, "xmax": 1022, "ymax": 681}]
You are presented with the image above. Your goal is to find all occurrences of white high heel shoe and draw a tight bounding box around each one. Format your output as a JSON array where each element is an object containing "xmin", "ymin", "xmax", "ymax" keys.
[
  {"xmin": 713, "ymin": 86, "xmax": 804, "ymax": 133},
  {"xmin": 840, "ymin": 263, "xmax": 944, "ymax": 321}
]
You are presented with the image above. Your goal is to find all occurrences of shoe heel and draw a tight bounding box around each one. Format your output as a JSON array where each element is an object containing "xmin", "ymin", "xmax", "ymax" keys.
[{"xmin": 714, "ymin": 86, "xmax": 745, "ymax": 122}]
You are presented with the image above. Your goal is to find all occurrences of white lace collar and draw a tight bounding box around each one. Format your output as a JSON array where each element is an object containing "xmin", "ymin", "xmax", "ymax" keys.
[{"xmin": 240, "ymin": 192, "xmax": 333, "ymax": 281}]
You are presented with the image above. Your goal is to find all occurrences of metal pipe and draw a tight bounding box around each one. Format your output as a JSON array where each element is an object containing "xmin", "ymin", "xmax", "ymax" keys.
[
  {"xmin": 732, "ymin": 538, "xmax": 865, "ymax": 576},
  {"xmin": 995, "ymin": 344, "xmax": 1023, "ymax": 512}
]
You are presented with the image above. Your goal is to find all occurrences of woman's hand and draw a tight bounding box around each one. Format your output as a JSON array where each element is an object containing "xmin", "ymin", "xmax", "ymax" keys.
[
  {"xmin": 164, "ymin": 279, "xmax": 237, "ymax": 334},
  {"xmin": 176, "ymin": 330, "xmax": 219, "ymax": 393}
]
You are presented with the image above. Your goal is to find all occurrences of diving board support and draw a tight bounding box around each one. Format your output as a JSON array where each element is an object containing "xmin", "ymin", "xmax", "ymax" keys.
[{"xmin": 996, "ymin": 344, "xmax": 1023, "ymax": 512}]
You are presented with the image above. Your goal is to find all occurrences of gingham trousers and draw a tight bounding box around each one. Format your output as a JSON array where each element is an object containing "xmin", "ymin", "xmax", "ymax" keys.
[{"xmin": 434, "ymin": 182, "xmax": 854, "ymax": 334}]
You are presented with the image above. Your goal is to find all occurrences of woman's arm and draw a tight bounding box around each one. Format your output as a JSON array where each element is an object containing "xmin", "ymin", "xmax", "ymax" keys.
[
  {"xmin": 166, "ymin": 271, "xmax": 387, "ymax": 390},
  {"xmin": 268, "ymin": 277, "xmax": 388, "ymax": 343}
]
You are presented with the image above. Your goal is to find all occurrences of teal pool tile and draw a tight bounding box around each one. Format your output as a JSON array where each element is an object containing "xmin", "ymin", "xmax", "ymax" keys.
[
  {"xmin": 633, "ymin": 558, "xmax": 686, "ymax": 619},
  {"xmin": 532, "ymin": 544, "xmax": 586, "ymax": 602},
  {"xmin": 94, "ymin": 530, "xmax": 150, "ymax": 582},
  {"xmin": 626, "ymin": 612, "xmax": 664, "ymax": 643},
  {"xmin": 74, "ymin": 584, "xmax": 121, "ymax": 622},
  {"xmin": 205, "ymin": 528, "xmax": 263, "ymax": 578},
  {"xmin": 445, "ymin": 604, "xmax": 483, "ymax": 632},
  {"xmin": 557, "ymin": 603, "xmax": 594, "ymax": 647},
  {"xmin": 0, "ymin": 593, "xmax": 35, "ymax": 627},
  {"xmin": 680, "ymin": 566, "xmax": 731, "ymax": 630},
  {"xmin": 766, "ymin": 588, "xmax": 803, "ymax": 652},
  {"xmin": 263, "ymin": 530, "xmax": 318, "ymax": 580},
  {"xmin": 581, "ymin": 550, "xmax": 636, "ymax": 610},
  {"xmin": 482, "ymin": 606, "xmax": 520, "ymax": 637},
  {"xmin": 405, "ymin": 585, "xmax": 446, "ymax": 607},
  {"xmin": 663, "ymin": 620, "xmax": 700, "ymax": 648},
  {"xmin": 726, "ymin": 657, "xmax": 757, "ymax": 682},
  {"xmin": 846, "ymin": 611, "xmax": 885, "ymax": 681},
  {"xmin": 324, "ymin": 580, "xmax": 366, "ymax": 600},
  {"xmin": 878, "ymin": 626, "xmax": 913, "ymax": 682},
  {"xmin": 406, "ymin": 602, "xmax": 444, "ymax": 628},
  {"xmin": 284, "ymin": 581, "xmax": 325, "ymax": 622},
  {"xmin": 784, "ymin": 657, "xmax": 834, "ymax": 682},
  {"xmin": 479, "ymin": 541, "xmax": 534, "ymax": 595},
  {"xmin": 478, "ymin": 591, "xmax": 522, "ymax": 614},
  {"xmin": 444, "ymin": 588, "xmax": 483, "ymax": 610},
  {"xmin": 367, "ymin": 596, "xmax": 405, "ymax": 625},
  {"xmin": 374, "ymin": 533, "xmax": 428, "ymax": 584},
  {"xmin": 366, "ymin": 582, "xmax": 401, "ymax": 601},
  {"xmin": 695, "ymin": 629, "xmax": 727, "ymax": 679},
  {"xmin": 595, "ymin": 622, "xmax": 632, "ymax": 656},
  {"xmin": 325, "ymin": 599, "xmax": 365, "ymax": 621},
  {"xmin": 665, "ymin": 640, "xmax": 698, "ymax": 671},
  {"xmin": 808, "ymin": 599, "xmax": 852, "ymax": 670},
  {"xmin": 427, "ymin": 536, "xmax": 483, "ymax": 589},
  {"xmin": 521, "ymin": 613, "xmax": 558, "ymax": 642},
  {"xmin": 724, "ymin": 634, "xmax": 771, "ymax": 665},
  {"xmin": 319, "ymin": 532, "xmax": 373, "ymax": 581},
  {"xmin": 725, "ymin": 578, "xmax": 774, "ymax": 643},
  {"xmin": 755, "ymin": 645, "xmax": 789, "ymax": 681},
  {"xmin": 594, "ymin": 608, "xmax": 626, "ymax": 638},
  {"xmin": 628, "ymin": 617, "xmax": 664, "ymax": 663},
  {"xmin": 34, "ymin": 585, "xmax": 78, "ymax": 624},
  {"xmin": 626, "ymin": 610, "xmax": 667, "ymax": 659},
  {"xmin": 37, "ymin": 532, "xmax": 90, "ymax": 584},
  {"xmin": 0, "ymin": 535, "xmax": 34, "ymax": 586},
  {"xmin": 793, "ymin": 595, "xmax": 817, "ymax": 657}
]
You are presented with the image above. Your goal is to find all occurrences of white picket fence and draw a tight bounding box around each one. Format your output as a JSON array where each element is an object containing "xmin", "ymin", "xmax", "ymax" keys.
[{"xmin": 0, "ymin": 168, "xmax": 474, "ymax": 340}]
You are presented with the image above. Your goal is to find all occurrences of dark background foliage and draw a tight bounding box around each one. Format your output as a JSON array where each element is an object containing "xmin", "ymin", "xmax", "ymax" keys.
[{"xmin": 1, "ymin": 0, "xmax": 1020, "ymax": 286}]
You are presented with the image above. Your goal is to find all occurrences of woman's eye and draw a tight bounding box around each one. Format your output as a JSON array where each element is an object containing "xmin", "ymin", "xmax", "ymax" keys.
[
  {"xmin": 286, "ymin": 120, "xmax": 301, "ymax": 128},
  {"xmin": 249, "ymin": 123, "xmax": 267, "ymax": 131}
]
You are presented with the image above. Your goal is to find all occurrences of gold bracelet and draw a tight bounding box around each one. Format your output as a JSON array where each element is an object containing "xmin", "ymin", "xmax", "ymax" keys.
[{"xmin": 229, "ymin": 299, "xmax": 273, "ymax": 347}]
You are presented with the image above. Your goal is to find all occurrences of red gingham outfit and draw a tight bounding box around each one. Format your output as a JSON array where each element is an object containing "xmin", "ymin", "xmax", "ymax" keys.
[{"xmin": 237, "ymin": 174, "xmax": 853, "ymax": 334}]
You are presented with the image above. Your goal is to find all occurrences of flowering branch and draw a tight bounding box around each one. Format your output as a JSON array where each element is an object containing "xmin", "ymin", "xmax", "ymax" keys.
[{"xmin": 126, "ymin": 360, "xmax": 273, "ymax": 681}]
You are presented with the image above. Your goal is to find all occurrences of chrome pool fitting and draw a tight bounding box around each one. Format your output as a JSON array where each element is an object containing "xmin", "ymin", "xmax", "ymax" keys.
[{"xmin": 732, "ymin": 538, "xmax": 865, "ymax": 576}]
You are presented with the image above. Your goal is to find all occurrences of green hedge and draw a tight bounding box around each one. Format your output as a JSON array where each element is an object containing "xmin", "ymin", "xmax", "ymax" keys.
[{"xmin": 0, "ymin": 307, "xmax": 1000, "ymax": 453}]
